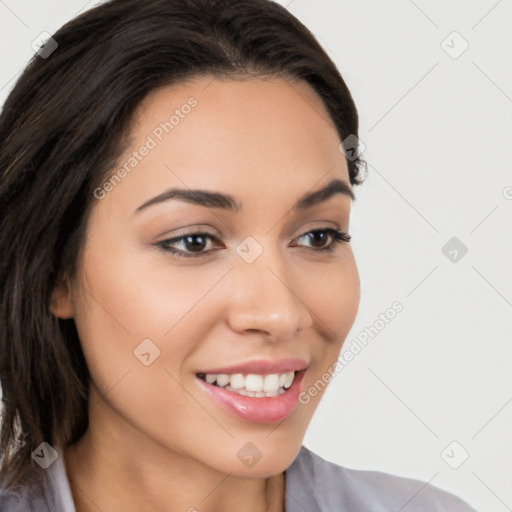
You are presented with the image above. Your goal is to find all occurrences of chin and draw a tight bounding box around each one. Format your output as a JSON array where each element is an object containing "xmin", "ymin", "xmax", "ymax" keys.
[{"xmin": 208, "ymin": 434, "xmax": 306, "ymax": 478}]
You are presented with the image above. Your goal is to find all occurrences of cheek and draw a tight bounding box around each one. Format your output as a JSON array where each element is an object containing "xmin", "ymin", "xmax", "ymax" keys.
[
  {"xmin": 296, "ymin": 251, "xmax": 360, "ymax": 399},
  {"xmin": 71, "ymin": 235, "xmax": 235, "ymax": 404},
  {"xmin": 74, "ymin": 235, "xmax": 226, "ymax": 344},
  {"xmin": 70, "ymin": 245, "xmax": 218, "ymax": 450},
  {"xmin": 298, "ymin": 250, "xmax": 360, "ymax": 343}
]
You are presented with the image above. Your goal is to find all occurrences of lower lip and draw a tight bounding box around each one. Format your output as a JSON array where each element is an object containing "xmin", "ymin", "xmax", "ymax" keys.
[{"xmin": 196, "ymin": 370, "xmax": 306, "ymax": 424}]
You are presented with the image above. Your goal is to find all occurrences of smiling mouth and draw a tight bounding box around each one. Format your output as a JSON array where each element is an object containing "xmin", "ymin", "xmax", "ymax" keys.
[{"xmin": 196, "ymin": 371, "xmax": 297, "ymax": 398}]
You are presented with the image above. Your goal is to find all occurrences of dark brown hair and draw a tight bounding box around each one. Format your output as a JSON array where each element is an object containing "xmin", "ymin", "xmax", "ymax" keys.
[{"xmin": 0, "ymin": 0, "xmax": 366, "ymax": 490}]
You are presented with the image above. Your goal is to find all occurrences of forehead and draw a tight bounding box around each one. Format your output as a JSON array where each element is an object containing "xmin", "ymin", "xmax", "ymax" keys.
[{"xmin": 97, "ymin": 76, "xmax": 350, "ymax": 217}]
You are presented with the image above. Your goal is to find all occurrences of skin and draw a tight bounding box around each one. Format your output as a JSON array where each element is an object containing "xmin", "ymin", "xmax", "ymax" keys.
[{"xmin": 51, "ymin": 76, "xmax": 360, "ymax": 512}]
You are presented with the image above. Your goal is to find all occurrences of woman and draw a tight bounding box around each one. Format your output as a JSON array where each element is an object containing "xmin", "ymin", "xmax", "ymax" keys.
[{"xmin": 0, "ymin": 0, "xmax": 477, "ymax": 510}]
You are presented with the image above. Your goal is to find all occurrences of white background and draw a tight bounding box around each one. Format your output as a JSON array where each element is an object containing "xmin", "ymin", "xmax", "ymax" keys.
[{"xmin": 1, "ymin": 1, "xmax": 511, "ymax": 511}]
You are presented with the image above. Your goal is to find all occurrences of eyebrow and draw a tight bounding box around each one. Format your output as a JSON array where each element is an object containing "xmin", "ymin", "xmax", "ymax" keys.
[{"xmin": 134, "ymin": 178, "xmax": 354, "ymax": 214}]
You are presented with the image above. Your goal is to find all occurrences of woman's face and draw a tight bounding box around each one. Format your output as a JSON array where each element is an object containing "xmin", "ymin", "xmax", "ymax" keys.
[{"xmin": 55, "ymin": 76, "xmax": 360, "ymax": 477}]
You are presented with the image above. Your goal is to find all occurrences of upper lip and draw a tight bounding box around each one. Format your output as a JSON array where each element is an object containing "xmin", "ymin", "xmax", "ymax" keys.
[{"xmin": 196, "ymin": 358, "xmax": 308, "ymax": 375}]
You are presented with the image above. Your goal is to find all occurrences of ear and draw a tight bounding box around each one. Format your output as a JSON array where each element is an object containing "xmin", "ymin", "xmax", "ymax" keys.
[{"xmin": 49, "ymin": 273, "xmax": 75, "ymax": 319}]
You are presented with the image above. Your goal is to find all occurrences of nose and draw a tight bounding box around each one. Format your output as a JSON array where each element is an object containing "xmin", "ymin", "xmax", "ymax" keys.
[{"xmin": 225, "ymin": 246, "xmax": 313, "ymax": 341}]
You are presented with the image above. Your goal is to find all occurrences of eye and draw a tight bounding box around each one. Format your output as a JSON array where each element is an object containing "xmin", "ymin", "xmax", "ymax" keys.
[
  {"xmin": 156, "ymin": 232, "xmax": 221, "ymax": 258},
  {"xmin": 292, "ymin": 228, "xmax": 351, "ymax": 253},
  {"xmin": 155, "ymin": 228, "xmax": 351, "ymax": 258}
]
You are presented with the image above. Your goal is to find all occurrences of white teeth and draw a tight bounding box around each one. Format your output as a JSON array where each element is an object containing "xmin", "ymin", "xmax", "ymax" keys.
[
  {"xmin": 200, "ymin": 370, "xmax": 297, "ymax": 398},
  {"xmin": 263, "ymin": 374, "xmax": 280, "ymax": 393},
  {"xmin": 245, "ymin": 374, "xmax": 263, "ymax": 392},
  {"xmin": 283, "ymin": 371, "xmax": 294, "ymax": 389},
  {"xmin": 229, "ymin": 373, "xmax": 245, "ymax": 389},
  {"xmin": 216, "ymin": 374, "xmax": 230, "ymax": 387}
]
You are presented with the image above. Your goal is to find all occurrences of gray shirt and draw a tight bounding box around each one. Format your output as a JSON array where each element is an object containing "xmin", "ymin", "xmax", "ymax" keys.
[{"xmin": 0, "ymin": 445, "xmax": 477, "ymax": 511}]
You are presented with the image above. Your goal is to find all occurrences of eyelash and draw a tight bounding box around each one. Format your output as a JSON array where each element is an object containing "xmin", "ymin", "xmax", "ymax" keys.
[{"xmin": 155, "ymin": 228, "xmax": 351, "ymax": 259}]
